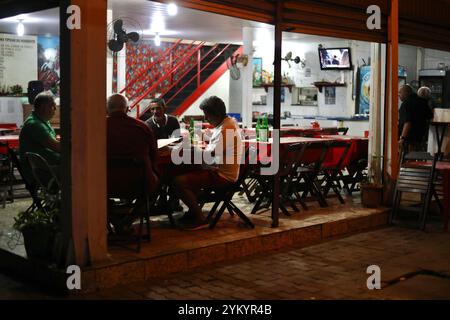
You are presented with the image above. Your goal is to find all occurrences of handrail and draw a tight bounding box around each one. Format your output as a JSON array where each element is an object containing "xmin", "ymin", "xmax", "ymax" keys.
[
  {"xmin": 127, "ymin": 40, "xmax": 197, "ymax": 101},
  {"xmin": 156, "ymin": 44, "xmax": 220, "ymax": 104},
  {"xmin": 130, "ymin": 41, "xmax": 206, "ymax": 115},
  {"xmin": 166, "ymin": 44, "xmax": 232, "ymax": 106},
  {"xmin": 120, "ymin": 39, "xmax": 182, "ymax": 95}
]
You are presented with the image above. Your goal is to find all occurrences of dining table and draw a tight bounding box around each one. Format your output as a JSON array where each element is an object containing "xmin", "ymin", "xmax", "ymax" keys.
[{"xmin": 0, "ymin": 135, "xmax": 19, "ymax": 154}]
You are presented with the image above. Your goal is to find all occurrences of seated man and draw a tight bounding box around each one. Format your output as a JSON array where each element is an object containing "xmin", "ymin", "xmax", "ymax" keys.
[
  {"xmin": 19, "ymin": 92, "xmax": 60, "ymax": 184},
  {"xmin": 145, "ymin": 98, "xmax": 180, "ymax": 140},
  {"xmin": 107, "ymin": 94, "xmax": 159, "ymax": 194},
  {"xmin": 174, "ymin": 96, "xmax": 242, "ymax": 229}
]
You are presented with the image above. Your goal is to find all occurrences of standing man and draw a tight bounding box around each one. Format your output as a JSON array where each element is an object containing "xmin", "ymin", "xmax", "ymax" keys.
[
  {"xmin": 145, "ymin": 98, "xmax": 180, "ymax": 140},
  {"xmin": 398, "ymin": 85, "xmax": 433, "ymax": 152},
  {"xmin": 19, "ymin": 92, "xmax": 60, "ymax": 182}
]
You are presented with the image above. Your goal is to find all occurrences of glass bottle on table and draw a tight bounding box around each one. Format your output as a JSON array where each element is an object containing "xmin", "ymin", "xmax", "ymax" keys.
[
  {"xmin": 256, "ymin": 117, "xmax": 261, "ymax": 141},
  {"xmin": 189, "ymin": 118, "xmax": 195, "ymax": 145},
  {"xmin": 259, "ymin": 115, "xmax": 269, "ymax": 142}
]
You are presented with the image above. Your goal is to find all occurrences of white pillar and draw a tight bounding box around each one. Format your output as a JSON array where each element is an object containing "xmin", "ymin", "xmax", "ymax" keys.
[
  {"xmin": 106, "ymin": 9, "xmax": 113, "ymax": 97},
  {"xmin": 241, "ymin": 27, "xmax": 254, "ymax": 128},
  {"xmin": 117, "ymin": 46, "xmax": 127, "ymax": 92},
  {"xmin": 368, "ymin": 43, "xmax": 383, "ymax": 184}
]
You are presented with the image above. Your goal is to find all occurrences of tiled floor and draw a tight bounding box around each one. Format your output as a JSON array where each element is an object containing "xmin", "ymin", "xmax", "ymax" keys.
[
  {"xmin": 103, "ymin": 192, "xmax": 384, "ymax": 263},
  {"xmin": 2, "ymin": 226, "xmax": 449, "ymax": 300}
]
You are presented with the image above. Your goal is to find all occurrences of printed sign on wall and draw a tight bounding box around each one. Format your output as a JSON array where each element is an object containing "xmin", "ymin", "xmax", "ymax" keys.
[{"xmin": 0, "ymin": 33, "xmax": 37, "ymax": 91}]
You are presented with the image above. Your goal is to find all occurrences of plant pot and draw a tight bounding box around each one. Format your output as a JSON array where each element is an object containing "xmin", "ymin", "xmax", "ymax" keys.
[
  {"xmin": 360, "ymin": 183, "xmax": 383, "ymax": 208},
  {"xmin": 22, "ymin": 227, "xmax": 55, "ymax": 260}
]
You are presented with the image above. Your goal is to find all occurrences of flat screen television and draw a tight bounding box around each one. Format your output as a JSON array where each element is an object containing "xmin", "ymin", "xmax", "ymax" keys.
[{"xmin": 318, "ymin": 47, "xmax": 352, "ymax": 70}]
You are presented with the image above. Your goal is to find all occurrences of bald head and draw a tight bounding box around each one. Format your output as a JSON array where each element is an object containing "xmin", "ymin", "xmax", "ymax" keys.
[
  {"xmin": 107, "ymin": 94, "xmax": 128, "ymax": 115},
  {"xmin": 417, "ymin": 87, "xmax": 431, "ymax": 99},
  {"xmin": 399, "ymin": 85, "xmax": 413, "ymax": 102}
]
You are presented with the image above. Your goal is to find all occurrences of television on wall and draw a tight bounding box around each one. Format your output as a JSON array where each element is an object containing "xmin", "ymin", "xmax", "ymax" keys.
[{"xmin": 318, "ymin": 47, "xmax": 352, "ymax": 70}]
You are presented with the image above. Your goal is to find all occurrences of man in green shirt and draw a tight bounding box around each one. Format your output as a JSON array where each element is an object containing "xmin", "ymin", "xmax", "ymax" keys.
[{"xmin": 19, "ymin": 92, "xmax": 60, "ymax": 183}]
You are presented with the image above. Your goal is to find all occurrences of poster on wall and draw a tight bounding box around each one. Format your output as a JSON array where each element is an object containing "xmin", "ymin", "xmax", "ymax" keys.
[
  {"xmin": 325, "ymin": 87, "xmax": 336, "ymax": 105},
  {"xmin": 252, "ymin": 57, "xmax": 262, "ymax": 87},
  {"xmin": 357, "ymin": 65, "xmax": 371, "ymax": 114},
  {"xmin": 38, "ymin": 36, "xmax": 60, "ymax": 95},
  {"xmin": 0, "ymin": 33, "xmax": 37, "ymax": 92}
]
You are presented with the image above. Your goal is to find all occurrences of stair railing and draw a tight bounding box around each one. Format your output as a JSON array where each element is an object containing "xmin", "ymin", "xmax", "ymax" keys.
[
  {"xmin": 130, "ymin": 41, "xmax": 206, "ymax": 117},
  {"xmin": 166, "ymin": 44, "xmax": 233, "ymax": 106},
  {"xmin": 119, "ymin": 39, "xmax": 182, "ymax": 96},
  {"xmin": 126, "ymin": 40, "xmax": 198, "ymax": 101}
]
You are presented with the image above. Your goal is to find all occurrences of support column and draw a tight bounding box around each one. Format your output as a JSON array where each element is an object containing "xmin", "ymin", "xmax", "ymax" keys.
[
  {"xmin": 106, "ymin": 9, "xmax": 113, "ymax": 97},
  {"xmin": 384, "ymin": 0, "xmax": 399, "ymax": 188},
  {"xmin": 271, "ymin": 0, "xmax": 282, "ymax": 228},
  {"xmin": 241, "ymin": 27, "xmax": 254, "ymax": 129},
  {"xmin": 369, "ymin": 43, "xmax": 383, "ymax": 184},
  {"xmin": 70, "ymin": 0, "xmax": 107, "ymax": 265},
  {"xmin": 117, "ymin": 46, "xmax": 127, "ymax": 92}
]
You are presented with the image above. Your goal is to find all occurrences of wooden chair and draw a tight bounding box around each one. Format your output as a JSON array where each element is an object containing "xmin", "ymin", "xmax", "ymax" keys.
[
  {"xmin": 390, "ymin": 151, "xmax": 440, "ymax": 230},
  {"xmin": 250, "ymin": 143, "xmax": 307, "ymax": 216},
  {"xmin": 107, "ymin": 157, "xmax": 152, "ymax": 252},
  {"xmin": 296, "ymin": 142, "xmax": 330, "ymax": 208},
  {"xmin": 320, "ymin": 140, "xmax": 351, "ymax": 204},
  {"xmin": 198, "ymin": 147, "xmax": 255, "ymax": 229},
  {"xmin": 337, "ymin": 127, "xmax": 349, "ymax": 135}
]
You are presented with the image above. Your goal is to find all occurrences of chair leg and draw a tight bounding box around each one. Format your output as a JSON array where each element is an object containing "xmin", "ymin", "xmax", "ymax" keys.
[
  {"xmin": 390, "ymin": 190, "xmax": 401, "ymax": 225},
  {"xmin": 207, "ymin": 200, "xmax": 221, "ymax": 221},
  {"xmin": 209, "ymin": 201, "xmax": 228, "ymax": 229},
  {"xmin": 294, "ymin": 191, "xmax": 308, "ymax": 210},
  {"xmin": 229, "ymin": 201, "xmax": 254, "ymax": 228}
]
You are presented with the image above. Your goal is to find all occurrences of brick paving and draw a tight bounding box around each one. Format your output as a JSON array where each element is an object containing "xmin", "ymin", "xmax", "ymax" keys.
[{"xmin": 1, "ymin": 226, "xmax": 450, "ymax": 300}]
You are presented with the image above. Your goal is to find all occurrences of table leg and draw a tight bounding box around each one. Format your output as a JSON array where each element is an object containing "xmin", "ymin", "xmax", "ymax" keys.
[{"xmin": 443, "ymin": 172, "xmax": 449, "ymax": 232}]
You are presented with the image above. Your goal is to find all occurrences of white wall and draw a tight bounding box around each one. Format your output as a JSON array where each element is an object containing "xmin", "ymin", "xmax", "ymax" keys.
[
  {"xmin": 423, "ymin": 48, "xmax": 450, "ymax": 69},
  {"xmin": 181, "ymin": 70, "xmax": 230, "ymax": 116},
  {"xmin": 399, "ymin": 44, "xmax": 418, "ymax": 83},
  {"xmin": 252, "ymin": 39, "xmax": 372, "ymax": 118}
]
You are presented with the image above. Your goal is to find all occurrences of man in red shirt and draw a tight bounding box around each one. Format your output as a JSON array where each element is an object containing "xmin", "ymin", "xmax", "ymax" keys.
[{"xmin": 107, "ymin": 94, "xmax": 159, "ymax": 194}]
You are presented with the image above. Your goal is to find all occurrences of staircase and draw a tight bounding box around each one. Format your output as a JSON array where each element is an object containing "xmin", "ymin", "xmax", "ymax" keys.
[{"xmin": 123, "ymin": 40, "xmax": 242, "ymax": 121}]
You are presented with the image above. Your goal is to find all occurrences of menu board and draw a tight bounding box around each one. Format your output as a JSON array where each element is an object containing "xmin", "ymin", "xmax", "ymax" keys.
[{"xmin": 0, "ymin": 33, "xmax": 37, "ymax": 90}]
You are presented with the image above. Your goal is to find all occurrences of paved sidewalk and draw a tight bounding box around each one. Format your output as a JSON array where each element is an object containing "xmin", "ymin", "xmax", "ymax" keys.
[{"xmin": 1, "ymin": 226, "xmax": 450, "ymax": 299}]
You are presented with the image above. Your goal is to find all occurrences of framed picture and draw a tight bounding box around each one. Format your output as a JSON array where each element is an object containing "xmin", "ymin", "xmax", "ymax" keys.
[{"xmin": 252, "ymin": 57, "xmax": 263, "ymax": 87}]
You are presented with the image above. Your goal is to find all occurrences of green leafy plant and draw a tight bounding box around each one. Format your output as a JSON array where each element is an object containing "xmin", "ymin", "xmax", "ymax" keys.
[
  {"xmin": 9, "ymin": 84, "xmax": 23, "ymax": 96},
  {"xmin": 13, "ymin": 208, "xmax": 59, "ymax": 233}
]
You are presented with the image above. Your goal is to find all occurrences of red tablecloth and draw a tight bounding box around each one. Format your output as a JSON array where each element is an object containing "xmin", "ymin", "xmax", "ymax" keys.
[
  {"xmin": 243, "ymin": 126, "xmax": 337, "ymax": 139},
  {"xmin": 321, "ymin": 135, "xmax": 368, "ymax": 169},
  {"xmin": 0, "ymin": 135, "xmax": 19, "ymax": 154}
]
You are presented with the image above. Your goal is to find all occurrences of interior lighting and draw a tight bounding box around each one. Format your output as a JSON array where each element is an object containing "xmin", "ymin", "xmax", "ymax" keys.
[
  {"xmin": 17, "ymin": 19, "xmax": 24, "ymax": 36},
  {"xmin": 154, "ymin": 33, "xmax": 161, "ymax": 46},
  {"xmin": 167, "ymin": 3, "xmax": 178, "ymax": 16}
]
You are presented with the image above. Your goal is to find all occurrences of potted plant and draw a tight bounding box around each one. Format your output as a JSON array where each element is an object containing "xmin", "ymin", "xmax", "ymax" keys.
[
  {"xmin": 360, "ymin": 154, "xmax": 383, "ymax": 208},
  {"xmin": 13, "ymin": 208, "xmax": 59, "ymax": 260},
  {"xmin": 9, "ymin": 84, "xmax": 23, "ymax": 96}
]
